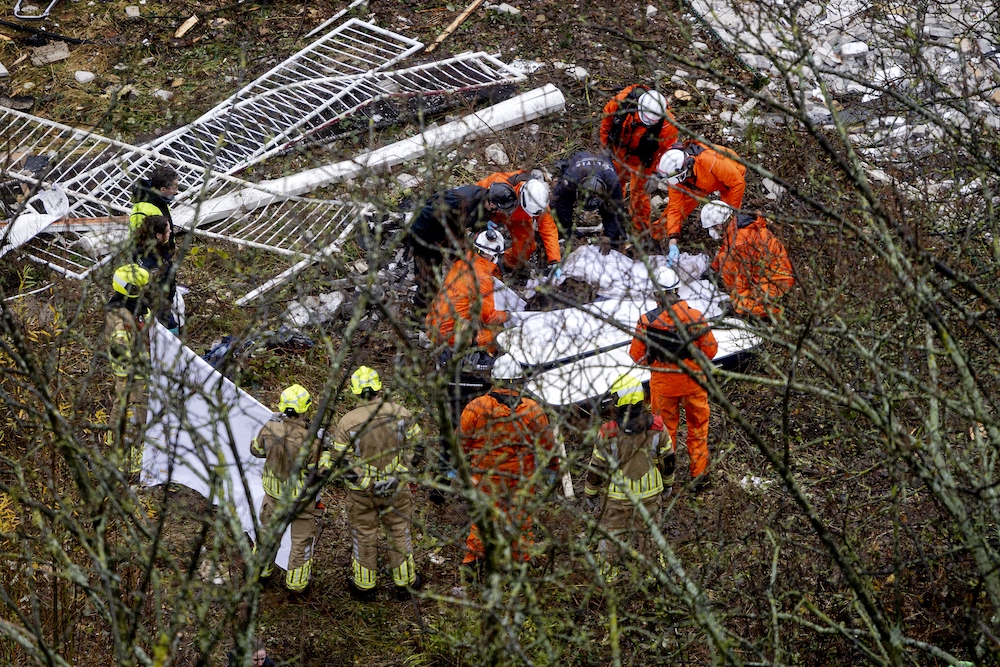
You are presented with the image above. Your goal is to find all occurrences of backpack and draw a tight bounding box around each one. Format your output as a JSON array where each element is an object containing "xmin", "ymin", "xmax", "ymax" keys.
[{"xmin": 643, "ymin": 307, "xmax": 708, "ymax": 362}]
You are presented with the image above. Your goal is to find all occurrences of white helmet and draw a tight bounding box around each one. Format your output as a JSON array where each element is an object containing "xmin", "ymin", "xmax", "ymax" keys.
[
  {"xmin": 474, "ymin": 228, "xmax": 505, "ymax": 263},
  {"xmin": 519, "ymin": 179, "xmax": 550, "ymax": 216},
  {"xmin": 701, "ymin": 200, "xmax": 733, "ymax": 229},
  {"xmin": 492, "ymin": 354, "xmax": 524, "ymax": 381},
  {"xmin": 637, "ymin": 90, "xmax": 667, "ymax": 126},
  {"xmin": 656, "ymin": 149, "xmax": 689, "ymax": 185}
]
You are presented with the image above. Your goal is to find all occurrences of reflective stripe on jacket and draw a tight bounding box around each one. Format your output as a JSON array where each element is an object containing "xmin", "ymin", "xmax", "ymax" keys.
[
  {"xmin": 250, "ymin": 415, "xmax": 330, "ymax": 500},
  {"xmin": 333, "ymin": 399, "xmax": 420, "ymax": 492},
  {"xmin": 585, "ymin": 414, "xmax": 667, "ymax": 500},
  {"xmin": 105, "ymin": 306, "xmax": 147, "ymax": 379}
]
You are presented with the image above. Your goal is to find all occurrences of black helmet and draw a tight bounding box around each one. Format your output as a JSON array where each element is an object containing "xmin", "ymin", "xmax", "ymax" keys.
[
  {"xmin": 487, "ymin": 182, "xmax": 517, "ymax": 212},
  {"xmin": 580, "ymin": 175, "xmax": 608, "ymax": 211}
]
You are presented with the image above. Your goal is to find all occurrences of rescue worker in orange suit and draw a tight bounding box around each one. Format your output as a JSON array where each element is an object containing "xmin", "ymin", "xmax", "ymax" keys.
[
  {"xmin": 251, "ymin": 384, "xmax": 331, "ymax": 593},
  {"xmin": 425, "ymin": 228, "xmax": 509, "ymax": 353},
  {"xmin": 654, "ymin": 141, "xmax": 747, "ymax": 265},
  {"xmin": 599, "ymin": 85, "xmax": 678, "ymax": 234},
  {"xmin": 701, "ymin": 201, "xmax": 795, "ymax": 318},
  {"xmin": 406, "ymin": 184, "xmax": 507, "ymax": 306},
  {"xmin": 629, "ymin": 275, "xmax": 718, "ymax": 489},
  {"xmin": 333, "ymin": 367, "xmax": 424, "ymax": 602},
  {"xmin": 459, "ymin": 355, "xmax": 558, "ymax": 566},
  {"xmin": 476, "ymin": 171, "xmax": 561, "ymax": 272},
  {"xmin": 584, "ymin": 374, "xmax": 673, "ymax": 583}
]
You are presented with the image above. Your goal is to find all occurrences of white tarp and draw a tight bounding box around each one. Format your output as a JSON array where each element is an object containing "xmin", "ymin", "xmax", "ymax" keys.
[
  {"xmin": 144, "ymin": 323, "xmax": 294, "ymax": 569},
  {"xmin": 496, "ymin": 297, "xmax": 655, "ymax": 367}
]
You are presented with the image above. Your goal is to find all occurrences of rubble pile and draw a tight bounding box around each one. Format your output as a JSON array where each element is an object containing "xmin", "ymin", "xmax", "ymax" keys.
[{"xmin": 687, "ymin": 0, "xmax": 1000, "ymax": 161}]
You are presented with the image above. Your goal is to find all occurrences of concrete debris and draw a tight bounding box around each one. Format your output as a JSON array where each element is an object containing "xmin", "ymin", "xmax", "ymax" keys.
[
  {"xmin": 0, "ymin": 63, "xmax": 8, "ymax": 78},
  {"xmin": 761, "ymin": 177, "xmax": 786, "ymax": 201},
  {"xmin": 567, "ymin": 65, "xmax": 589, "ymax": 81},
  {"xmin": 485, "ymin": 142, "xmax": 511, "ymax": 166},
  {"xmin": 350, "ymin": 259, "xmax": 369, "ymax": 274},
  {"xmin": 486, "ymin": 2, "xmax": 521, "ymax": 14},
  {"xmin": 152, "ymin": 89, "xmax": 174, "ymax": 101},
  {"xmin": 686, "ymin": 0, "xmax": 1000, "ymax": 161},
  {"xmin": 30, "ymin": 42, "xmax": 70, "ymax": 66},
  {"xmin": 395, "ymin": 173, "xmax": 420, "ymax": 190},
  {"xmin": 125, "ymin": 5, "xmax": 140, "ymax": 17},
  {"xmin": 284, "ymin": 292, "xmax": 347, "ymax": 327},
  {"xmin": 646, "ymin": 4, "xmax": 658, "ymax": 18},
  {"xmin": 507, "ymin": 57, "xmax": 543, "ymax": 75},
  {"xmin": 74, "ymin": 71, "xmax": 95, "ymax": 84},
  {"xmin": 714, "ymin": 91, "xmax": 742, "ymax": 107},
  {"xmin": 693, "ymin": 41, "xmax": 709, "ymax": 50},
  {"xmin": 675, "ymin": 90, "xmax": 692, "ymax": 101},
  {"xmin": 696, "ymin": 79, "xmax": 720, "ymax": 90}
]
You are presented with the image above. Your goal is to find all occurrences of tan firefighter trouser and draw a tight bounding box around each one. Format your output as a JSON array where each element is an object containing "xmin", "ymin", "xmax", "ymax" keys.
[
  {"xmin": 597, "ymin": 493, "xmax": 662, "ymax": 583},
  {"xmin": 257, "ymin": 493, "xmax": 318, "ymax": 591},
  {"xmin": 348, "ymin": 487, "xmax": 416, "ymax": 589},
  {"xmin": 106, "ymin": 376, "xmax": 147, "ymax": 479}
]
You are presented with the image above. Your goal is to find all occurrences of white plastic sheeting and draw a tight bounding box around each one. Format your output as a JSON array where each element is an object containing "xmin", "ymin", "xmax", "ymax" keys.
[
  {"xmin": 144, "ymin": 323, "xmax": 294, "ymax": 569},
  {"xmin": 560, "ymin": 246, "xmax": 679, "ymax": 301}
]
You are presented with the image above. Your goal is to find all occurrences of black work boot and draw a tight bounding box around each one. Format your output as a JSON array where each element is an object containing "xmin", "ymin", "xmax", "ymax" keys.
[
  {"xmin": 691, "ymin": 473, "xmax": 712, "ymax": 494},
  {"xmin": 347, "ymin": 578, "xmax": 377, "ymax": 602},
  {"xmin": 394, "ymin": 573, "xmax": 424, "ymax": 601}
]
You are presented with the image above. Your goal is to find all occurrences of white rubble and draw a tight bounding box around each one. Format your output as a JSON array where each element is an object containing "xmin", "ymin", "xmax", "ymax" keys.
[
  {"xmin": 646, "ymin": 4, "xmax": 658, "ymax": 18},
  {"xmin": 485, "ymin": 142, "xmax": 510, "ymax": 166},
  {"xmin": 152, "ymin": 89, "xmax": 174, "ymax": 101},
  {"xmin": 74, "ymin": 71, "xmax": 95, "ymax": 84}
]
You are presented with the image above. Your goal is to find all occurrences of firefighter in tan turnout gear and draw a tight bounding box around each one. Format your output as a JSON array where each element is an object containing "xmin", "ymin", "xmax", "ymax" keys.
[
  {"xmin": 584, "ymin": 374, "xmax": 673, "ymax": 583},
  {"xmin": 334, "ymin": 367, "xmax": 424, "ymax": 601},
  {"xmin": 251, "ymin": 384, "xmax": 330, "ymax": 593},
  {"xmin": 105, "ymin": 264, "xmax": 153, "ymax": 484}
]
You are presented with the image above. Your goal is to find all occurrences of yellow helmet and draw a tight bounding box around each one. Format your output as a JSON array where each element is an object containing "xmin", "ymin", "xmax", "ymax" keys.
[
  {"xmin": 350, "ymin": 366, "xmax": 382, "ymax": 395},
  {"xmin": 112, "ymin": 264, "xmax": 150, "ymax": 298},
  {"xmin": 610, "ymin": 373, "xmax": 644, "ymax": 408},
  {"xmin": 278, "ymin": 384, "xmax": 312, "ymax": 414}
]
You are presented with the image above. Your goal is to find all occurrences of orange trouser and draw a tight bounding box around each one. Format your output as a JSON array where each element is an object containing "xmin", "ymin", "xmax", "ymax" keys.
[
  {"xmin": 612, "ymin": 157, "xmax": 653, "ymax": 236},
  {"xmin": 463, "ymin": 486, "xmax": 533, "ymax": 564},
  {"xmin": 650, "ymin": 382, "xmax": 710, "ymax": 479}
]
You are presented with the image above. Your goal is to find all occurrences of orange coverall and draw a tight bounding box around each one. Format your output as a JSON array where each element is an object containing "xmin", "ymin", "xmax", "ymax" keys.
[
  {"xmin": 629, "ymin": 301, "xmax": 718, "ymax": 479},
  {"xmin": 425, "ymin": 251, "xmax": 508, "ymax": 349},
  {"xmin": 711, "ymin": 213, "xmax": 795, "ymax": 318},
  {"xmin": 659, "ymin": 142, "xmax": 746, "ymax": 240},
  {"xmin": 477, "ymin": 171, "xmax": 561, "ymax": 270},
  {"xmin": 459, "ymin": 388, "xmax": 557, "ymax": 564},
  {"xmin": 599, "ymin": 85, "xmax": 679, "ymax": 233}
]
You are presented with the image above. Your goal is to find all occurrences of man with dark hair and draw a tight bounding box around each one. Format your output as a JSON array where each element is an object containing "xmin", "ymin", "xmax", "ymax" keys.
[
  {"xmin": 406, "ymin": 184, "xmax": 504, "ymax": 307},
  {"xmin": 130, "ymin": 164, "xmax": 178, "ymax": 249},
  {"xmin": 227, "ymin": 637, "xmax": 277, "ymax": 667}
]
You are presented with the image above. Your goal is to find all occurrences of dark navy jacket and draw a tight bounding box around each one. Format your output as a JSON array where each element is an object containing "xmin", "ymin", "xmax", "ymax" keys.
[
  {"xmin": 408, "ymin": 184, "xmax": 492, "ymax": 258},
  {"xmin": 551, "ymin": 152, "xmax": 625, "ymax": 241}
]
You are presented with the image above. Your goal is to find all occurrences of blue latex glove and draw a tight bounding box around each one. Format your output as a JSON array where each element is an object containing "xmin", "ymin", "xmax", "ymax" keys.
[
  {"xmin": 666, "ymin": 243, "xmax": 680, "ymax": 267},
  {"xmin": 552, "ymin": 267, "xmax": 563, "ymax": 281},
  {"xmin": 487, "ymin": 220, "xmax": 498, "ymax": 232}
]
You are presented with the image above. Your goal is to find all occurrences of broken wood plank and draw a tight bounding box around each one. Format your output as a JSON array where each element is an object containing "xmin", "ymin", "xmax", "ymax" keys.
[
  {"xmin": 425, "ymin": 0, "xmax": 486, "ymax": 53},
  {"xmin": 174, "ymin": 15, "xmax": 199, "ymax": 39}
]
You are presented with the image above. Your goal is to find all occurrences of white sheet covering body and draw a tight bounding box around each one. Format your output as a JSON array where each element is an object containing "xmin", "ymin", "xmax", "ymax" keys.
[
  {"xmin": 496, "ymin": 297, "xmax": 655, "ymax": 367},
  {"xmin": 144, "ymin": 323, "xmax": 294, "ymax": 569}
]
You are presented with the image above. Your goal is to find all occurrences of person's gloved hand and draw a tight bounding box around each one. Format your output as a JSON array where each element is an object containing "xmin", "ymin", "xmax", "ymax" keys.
[
  {"xmin": 543, "ymin": 469, "xmax": 557, "ymax": 487},
  {"xmin": 550, "ymin": 266, "xmax": 564, "ymax": 282},
  {"xmin": 666, "ymin": 242, "xmax": 680, "ymax": 268},
  {"xmin": 584, "ymin": 495, "xmax": 600, "ymax": 513},
  {"xmin": 373, "ymin": 476, "xmax": 399, "ymax": 497},
  {"xmin": 487, "ymin": 220, "xmax": 499, "ymax": 232}
]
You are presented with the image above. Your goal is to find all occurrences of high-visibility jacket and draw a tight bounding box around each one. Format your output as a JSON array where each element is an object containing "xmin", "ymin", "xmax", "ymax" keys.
[
  {"xmin": 585, "ymin": 413, "xmax": 669, "ymax": 500},
  {"xmin": 476, "ymin": 171, "xmax": 561, "ymax": 265},
  {"xmin": 459, "ymin": 389, "xmax": 557, "ymax": 491},
  {"xmin": 130, "ymin": 181, "xmax": 175, "ymax": 249},
  {"xmin": 599, "ymin": 84, "xmax": 679, "ymax": 173},
  {"xmin": 660, "ymin": 142, "xmax": 746, "ymax": 239},
  {"xmin": 711, "ymin": 213, "xmax": 795, "ymax": 317},
  {"xmin": 251, "ymin": 415, "xmax": 331, "ymax": 500},
  {"xmin": 425, "ymin": 251, "xmax": 508, "ymax": 348},
  {"xmin": 104, "ymin": 302, "xmax": 149, "ymax": 379},
  {"xmin": 629, "ymin": 300, "xmax": 718, "ymax": 397},
  {"xmin": 332, "ymin": 399, "xmax": 421, "ymax": 493}
]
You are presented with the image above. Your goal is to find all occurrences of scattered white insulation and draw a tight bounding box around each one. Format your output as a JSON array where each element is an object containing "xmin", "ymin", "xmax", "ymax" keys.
[{"xmin": 144, "ymin": 322, "xmax": 295, "ymax": 570}]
